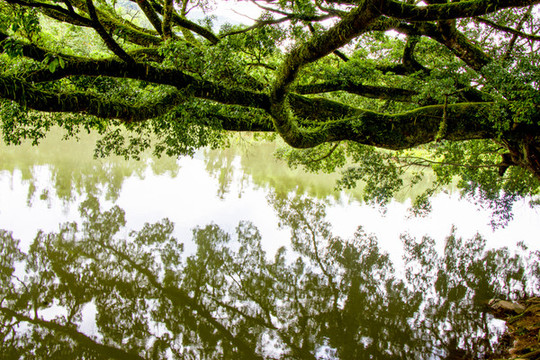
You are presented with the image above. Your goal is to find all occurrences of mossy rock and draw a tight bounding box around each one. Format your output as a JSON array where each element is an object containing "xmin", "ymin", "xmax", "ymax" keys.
[{"xmin": 489, "ymin": 297, "xmax": 540, "ymax": 360}]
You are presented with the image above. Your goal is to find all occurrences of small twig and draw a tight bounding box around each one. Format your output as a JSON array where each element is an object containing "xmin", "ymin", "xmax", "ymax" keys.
[
  {"xmin": 398, "ymin": 155, "xmax": 500, "ymax": 169},
  {"xmin": 306, "ymin": 142, "xmax": 340, "ymax": 164},
  {"xmin": 477, "ymin": 13, "xmax": 540, "ymax": 42},
  {"xmin": 245, "ymin": 62, "xmax": 277, "ymax": 70},
  {"xmin": 250, "ymin": 1, "xmax": 290, "ymax": 17},
  {"xmin": 230, "ymin": 8, "xmax": 260, "ymax": 22},
  {"xmin": 314, "ymin": 0, "xmax": 347, "ymax": 17},
  {"xmin": 221, "ymin": 16, "xmax": 291, "ymax": 37},
  {"xmin": 502, "ymin": 7, "xmax": 533, "ymax": 62}
]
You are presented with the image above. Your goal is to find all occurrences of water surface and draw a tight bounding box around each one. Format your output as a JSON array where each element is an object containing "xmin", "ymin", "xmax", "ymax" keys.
[{"xmin": 0, "ymin": 131, "xmax": 539, "ymax": 359}]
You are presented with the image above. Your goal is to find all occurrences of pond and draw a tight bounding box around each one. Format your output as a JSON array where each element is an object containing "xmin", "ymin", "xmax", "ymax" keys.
[{"xmin": 1, "ymin": 130, "xmax": 539, "ymax": 359}]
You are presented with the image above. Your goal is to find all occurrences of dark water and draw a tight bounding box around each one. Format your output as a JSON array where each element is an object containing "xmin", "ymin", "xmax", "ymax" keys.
[{"xmin": 1, "ymin": 131, "xmax": 539, "ymax": 359}]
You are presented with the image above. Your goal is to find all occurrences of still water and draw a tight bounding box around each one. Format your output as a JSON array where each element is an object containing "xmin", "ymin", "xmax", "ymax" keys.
[{"xmin": 1, "ymin": 130, "xmax": 539, "ymax": 359}]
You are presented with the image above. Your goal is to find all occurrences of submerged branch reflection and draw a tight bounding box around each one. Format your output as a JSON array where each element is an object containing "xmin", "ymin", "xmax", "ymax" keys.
[{"xmin": 0, "ymin": 195, "xmax": 538, "ymax": 359}]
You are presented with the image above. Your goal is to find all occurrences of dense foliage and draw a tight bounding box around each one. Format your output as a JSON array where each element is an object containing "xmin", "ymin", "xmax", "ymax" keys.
[
  {"xmin": 1, "ymin": 194, "xmax": 539, "ymax": 359},
  {"xmin": 0, "ymin": 0, "xmax": 540, "ymax": 215}
]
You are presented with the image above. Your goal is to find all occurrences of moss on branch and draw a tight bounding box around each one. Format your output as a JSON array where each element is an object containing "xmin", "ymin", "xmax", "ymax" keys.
[
  {"xmin": 0, "ymin": 75, "xmax": 185, "ymax": 121},
  {"xmin": 270, "ymin": 102, "xmax": 505, "ymax": 149},
  {"xmin": 38, "ymin": 0, "xmax": 161, "ymax": 46},
  {"xmin": 295, "ymin": 80, "xmax": 418, "ymax": 102},
  {"xmin": 379, "ymin": 0, "xmax": 540, "ymax": 21}
]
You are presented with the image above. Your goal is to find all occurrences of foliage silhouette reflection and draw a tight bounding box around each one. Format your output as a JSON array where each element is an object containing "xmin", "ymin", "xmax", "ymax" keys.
[{"xmin": 0, "ymin": 195, "xmax": 538, "ymax": 359}]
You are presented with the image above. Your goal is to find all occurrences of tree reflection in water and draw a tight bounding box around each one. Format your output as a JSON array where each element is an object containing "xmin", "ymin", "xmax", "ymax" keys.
[
  {"xmin": 0, "ymin": 130, "xmax": 180, "ymax": 206},
  {"xmin": 1, "ymin": 194, "xmax": 538, "ymax": 359}
]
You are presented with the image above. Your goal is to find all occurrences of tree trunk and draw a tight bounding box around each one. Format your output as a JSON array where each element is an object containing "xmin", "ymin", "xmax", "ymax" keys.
[{"xmin": 504, "ymin": 136, "xmax": 540, "ymax": 182}]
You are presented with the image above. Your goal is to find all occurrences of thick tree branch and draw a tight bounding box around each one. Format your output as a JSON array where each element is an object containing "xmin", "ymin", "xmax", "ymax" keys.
[
  {"xmin": 6, "ymin": 0, "xmax": 162, "ymax": 49},
  {"xmin": 307, "ymin": 23, "xmax": 349, "ymax": 62},
  {"xmin": 0, "ymin": 32, "xmax": 50, "ymax": 61},
  {"xmin": 2, "ymin": 72, "xmax": 518, "ymax": 152},
  {"xmin": 272, "ymin": 1, "xmax": 380, "ymax": 102},
  {"xmin": 270, "ymin": 0, "xmax": 380, "ymax": 147},
  {"xmin": 0, "ymin": 65, "xmax": 278, "ymax": 132},
  {"xmin": 0, "ymin": 75, "xmax": 185, "ymax": 121},
  {"xmin": 13, "ymin": 61, "xmax": 355, "ymax": 125},
  {"xmin": 19, "ymin": 59, "xmax": 270, "ymax": 109},
  {"xmin": 269, "ymin": 102, "xmax": 516, "ymax": 149},
  {"xmin": 288, "ymin": 94, "xmax": 361, "ymax": 121},
  {"xmin": 210, "ymin": 111, "xmax": 274, "ymax": 132},
  {"xmin": 376, "ymin": 63, "xmax": 424, "ymax": 75},
  {"xmin": 5, "ymin": 0, "xmax": 92, "ymax": 25},
  {"xmin": 62, "ymin": 0, "xmax": 75, "ymax": 14},
  {"xmin": 402, "ymin": 35, "xmax": 429, "ymax": 73},
  {"xmin": 389, "ymin": 26, "xmax": 490, "ymax": 102},
  {"xmin": 415, "ymin": 22, "xmax": 491, "ymax": 71},
  {"xmin": 26, "ymin": 0, "xmax": 162, "ymax": 46},
  {"xmin": 161, "ymin": 0, "xmax": 174, "ymax": 39},
  {"xmin": 0, "ymin": 41, "xmax": 515, "ymax": 154},
  {"xmin": 0, "ymin": 34, "xmax": 160, "ymax": 64},
  {"xmin": 378, "ymin": 0, "xmax": 540, "ymax": 22}
]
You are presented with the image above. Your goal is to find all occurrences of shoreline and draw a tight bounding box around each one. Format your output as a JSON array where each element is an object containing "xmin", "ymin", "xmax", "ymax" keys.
[{"xmin": 488, "ymin": 297, "xmax": 540, "ymax": 359}]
